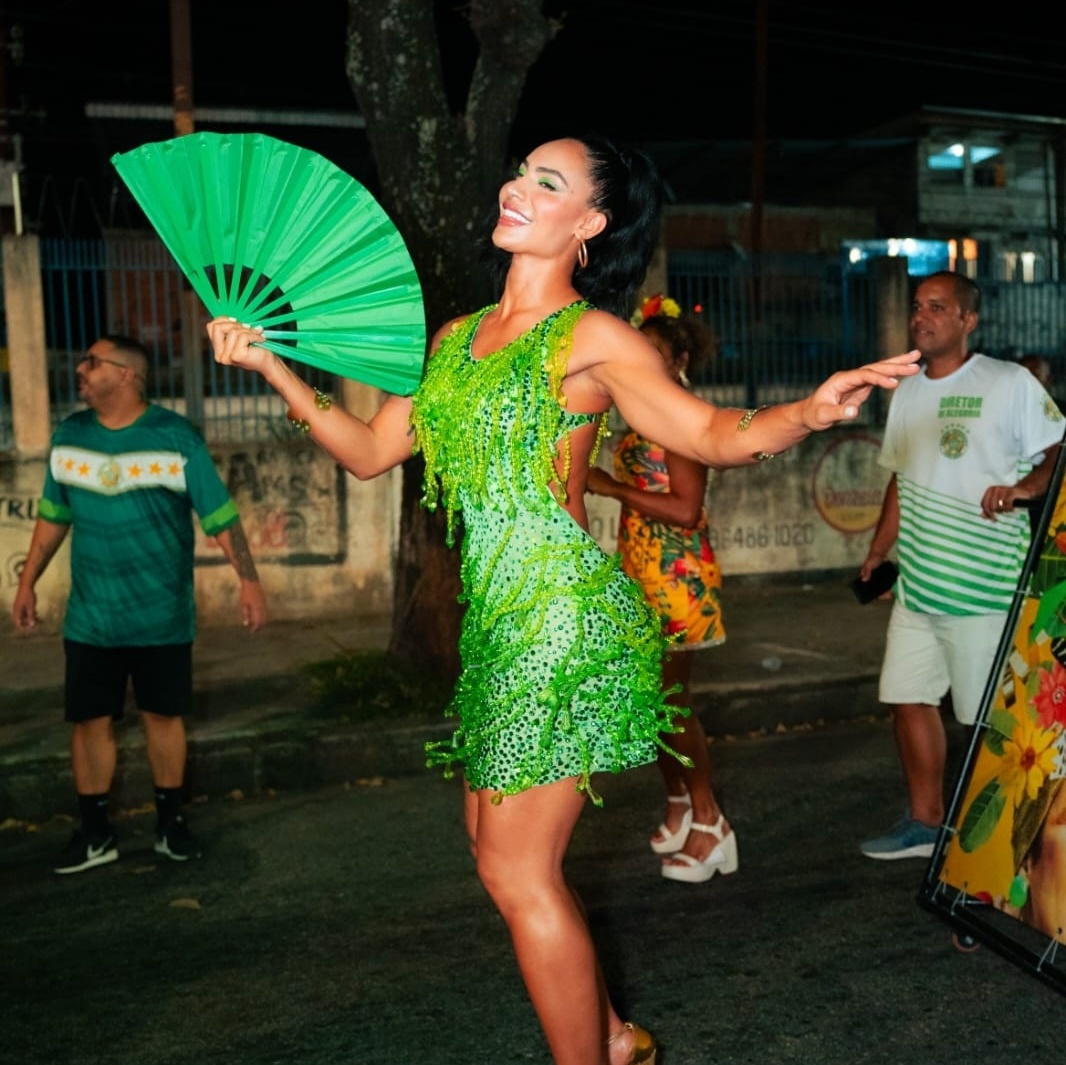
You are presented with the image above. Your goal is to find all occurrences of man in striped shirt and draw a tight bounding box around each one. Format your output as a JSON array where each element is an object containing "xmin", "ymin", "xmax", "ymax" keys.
[{"xmin": 857, "ymin": 272, "xmax": 1063, "ymax": 861}]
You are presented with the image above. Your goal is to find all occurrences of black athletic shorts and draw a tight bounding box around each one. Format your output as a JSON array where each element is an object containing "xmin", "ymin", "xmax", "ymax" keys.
[{"xmin": 63, "ymin": 640, "xmax": 193, "ymax": 723}]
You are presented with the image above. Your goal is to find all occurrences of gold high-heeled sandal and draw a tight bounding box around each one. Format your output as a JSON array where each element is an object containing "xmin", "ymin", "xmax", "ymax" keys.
[{"xmin": 606, "ymin": 1021, "xmax": 657, "ymax": 1064}]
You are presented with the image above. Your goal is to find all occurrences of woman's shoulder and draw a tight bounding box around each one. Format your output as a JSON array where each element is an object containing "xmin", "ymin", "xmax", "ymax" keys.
[
  {"xmin": 571, "ymin": 305, "xmax": 656, "ymax": 365},
  {"xmin": 430, "ymin": 312, "xmax": 473, "ymax": 349},
  {"xmin": 573, "ymin": 304, "xmax": 626, "ymax": 330},
  {"xmin": 428, "ymin": 306, "xmax": 497, "ymax": 355}
]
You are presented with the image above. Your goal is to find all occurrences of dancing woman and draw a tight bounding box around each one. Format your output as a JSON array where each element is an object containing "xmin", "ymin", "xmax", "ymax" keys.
[{"xmin": 208, "ymin": 134, "xmax": 918, "ymax": 1065}]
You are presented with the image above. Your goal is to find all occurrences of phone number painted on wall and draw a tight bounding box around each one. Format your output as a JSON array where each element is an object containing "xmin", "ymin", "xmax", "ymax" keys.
[{"xmin": 707, "ymin": 522, "xmax": 816, "ymax": 551}]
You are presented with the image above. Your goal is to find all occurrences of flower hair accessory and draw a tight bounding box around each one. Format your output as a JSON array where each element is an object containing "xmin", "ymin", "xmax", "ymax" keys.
[{"xmin": 633, "ymin": 293, "xmax": 681, "ymax": 326}]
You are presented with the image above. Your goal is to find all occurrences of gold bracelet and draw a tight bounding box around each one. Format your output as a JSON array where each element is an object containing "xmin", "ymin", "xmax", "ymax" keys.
[
  {"xmin": 287, "ymin": 389, "xmax": 333, "ymax": 433},
  {"xmin": 737, "ymin": 405, "xmax": 768, "ymax": 432}
]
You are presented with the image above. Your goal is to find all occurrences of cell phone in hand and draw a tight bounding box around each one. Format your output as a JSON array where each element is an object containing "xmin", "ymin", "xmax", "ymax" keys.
[{"xmin": 851, "ymin": 560, "xmax": 898, "ymax": 605}]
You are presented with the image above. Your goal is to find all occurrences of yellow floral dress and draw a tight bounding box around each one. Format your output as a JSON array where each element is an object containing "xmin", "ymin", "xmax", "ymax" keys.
[{"xmin": 613, "ymin": 430, "xmax": 725, "ymax": 650}]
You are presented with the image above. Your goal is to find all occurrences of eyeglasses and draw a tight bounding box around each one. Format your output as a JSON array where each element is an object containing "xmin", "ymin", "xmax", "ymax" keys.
[{"xmin": 79, "ymin": 352, "xmax": 131, "ymax": 372}]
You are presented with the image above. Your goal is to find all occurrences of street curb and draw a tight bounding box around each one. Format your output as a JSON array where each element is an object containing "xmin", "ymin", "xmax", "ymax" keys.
[
  {"xmin": 696, "ymin": 675, "xmax": 883, "ymax": 735},
  {"xmin": 0, "ymin": 673, "xmax": 883, "ymax": 823}
]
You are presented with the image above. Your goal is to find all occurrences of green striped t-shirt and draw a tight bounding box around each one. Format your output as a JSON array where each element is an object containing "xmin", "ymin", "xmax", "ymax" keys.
[{"xmin": 880, "ymin": 354, "xmax": 1064, "ymax": 615}]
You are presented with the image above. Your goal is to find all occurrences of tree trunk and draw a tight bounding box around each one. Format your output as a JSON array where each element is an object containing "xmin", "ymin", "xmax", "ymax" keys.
[{"xmin": 344, "ymin": 0, "xmax": 556, "ymax": 680}]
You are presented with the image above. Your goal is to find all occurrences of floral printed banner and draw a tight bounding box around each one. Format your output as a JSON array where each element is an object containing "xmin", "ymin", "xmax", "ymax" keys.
[{"xmin": 927, "ymin": 453, "xmax": 1066, "ymax": 987}]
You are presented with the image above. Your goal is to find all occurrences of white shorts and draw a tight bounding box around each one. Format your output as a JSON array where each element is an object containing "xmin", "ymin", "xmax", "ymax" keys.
[{"xmin": 878, "ymin": 601, "xmax": 1009, "ymax": 725}]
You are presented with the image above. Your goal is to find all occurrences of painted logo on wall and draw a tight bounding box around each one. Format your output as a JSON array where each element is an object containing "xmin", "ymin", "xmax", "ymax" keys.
[{"xmin": 811, "ymin": 434, "xmax": 887, "ymax": 534}]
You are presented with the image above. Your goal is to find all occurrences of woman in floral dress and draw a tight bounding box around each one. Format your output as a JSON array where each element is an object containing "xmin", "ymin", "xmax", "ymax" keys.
[{"xmin": 588, "ymin": 299, "xmax": 736, "ymax": 884}]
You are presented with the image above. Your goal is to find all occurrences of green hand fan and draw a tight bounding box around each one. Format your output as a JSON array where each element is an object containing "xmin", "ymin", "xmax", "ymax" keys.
[{"xmin": 111, "ymin": 132, "xmax": 426, "ymax": 395}]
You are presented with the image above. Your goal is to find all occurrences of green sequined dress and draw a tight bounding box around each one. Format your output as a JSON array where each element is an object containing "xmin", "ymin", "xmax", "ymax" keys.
[{"xmin": 411, "ymin": 300, "xmax": 679, "ymax": 803}]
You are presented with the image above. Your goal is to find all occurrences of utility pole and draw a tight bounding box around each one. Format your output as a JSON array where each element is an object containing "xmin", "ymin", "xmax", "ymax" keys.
[
  {"xmin": 169, "ymin": 0, "xmax": 204, "ymax": 425},
  {"xmin": 170, "ymin": 0, "xmax": 195, "ymax": 135},
  {"xmin": 746, "ymin": 0, "xmax": 768, "ymax": 406},
  {"xmin": 0, "ymin": 12, "xmax": 25, "ymax": 234},
  {"xmin": 750, "ymin": 0, "xmax": 766, "ymax": 258}
]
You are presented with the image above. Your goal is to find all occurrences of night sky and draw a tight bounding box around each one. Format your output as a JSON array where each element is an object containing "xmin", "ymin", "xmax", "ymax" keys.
[{"xmin": 3, "ymin": 1, "xmax": 1064, "ymax": 232}]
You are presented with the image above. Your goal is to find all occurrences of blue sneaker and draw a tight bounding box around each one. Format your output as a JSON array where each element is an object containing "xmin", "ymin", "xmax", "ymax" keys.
[{"xmin": 860, "ymin": 817, "xmax": 938, "ymax": 860}]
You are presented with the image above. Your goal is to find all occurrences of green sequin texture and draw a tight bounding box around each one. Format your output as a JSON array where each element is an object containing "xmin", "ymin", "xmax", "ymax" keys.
[{"xmin": 410, "ymin": 301, "xmax": 683, "ymax": 804}]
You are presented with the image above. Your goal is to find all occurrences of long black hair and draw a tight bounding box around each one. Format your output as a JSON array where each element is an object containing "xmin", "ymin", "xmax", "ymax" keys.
[
  {"xmin": 574, "ymin": 134, "xmax": 663, "ymax": 319},
  {"xmin": 480, "ymin": 134, "xmax": 663, "ymax": 320}
]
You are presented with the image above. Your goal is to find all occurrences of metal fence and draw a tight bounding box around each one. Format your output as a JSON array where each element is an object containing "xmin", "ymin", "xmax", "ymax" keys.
[
  {"xmin": 669, "ymin": 250, "xmax": 1066, "ymax": 411},
  {"xmin": 2, "ymin": 238, "xmax": 1065, "ymax": 452},
  {"xmin": 668, "ymin": 250, "xmax": 877, "ymax": 409},
  {"xmin": 34, "ymin": 237, "xmax": 333, "ymax": 445},
  {"xmin": 973, "ymin": 279, "xmax": 1066, "ymax": 364}
]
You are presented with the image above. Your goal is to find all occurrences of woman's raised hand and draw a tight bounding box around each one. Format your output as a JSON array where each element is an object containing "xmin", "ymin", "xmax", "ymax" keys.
[
  {"xmin": 800, "ymin": 349, "xmax": 921, "ymax": 430},
  {"xmin": 206, "ymin": 317, "xmax": 274, "ymax": 374}
]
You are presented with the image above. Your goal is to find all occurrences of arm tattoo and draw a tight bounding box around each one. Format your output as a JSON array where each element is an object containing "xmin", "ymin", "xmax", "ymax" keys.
[{"xmin": 226, "ymin": 522, "xmax": 260, "ymax": 582}]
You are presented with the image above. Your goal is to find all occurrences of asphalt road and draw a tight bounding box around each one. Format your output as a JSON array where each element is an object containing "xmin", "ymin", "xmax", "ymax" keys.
[{"xmin": 1, "ymin": 717, "xmax": 1061, "ymax": 1065}]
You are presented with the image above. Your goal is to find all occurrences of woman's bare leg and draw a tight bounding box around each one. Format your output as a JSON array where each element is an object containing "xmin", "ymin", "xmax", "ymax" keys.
[
  {"xmin": 649, "ymin": 653, "xmax": 693, "ymax": 849},
  {"xmin": 472, "ymin": 777, "xmax": 632, "ymax": 1065},
  {"xmin": 659, "ymin": 651, "xmax": 730, "ymax": 864}
]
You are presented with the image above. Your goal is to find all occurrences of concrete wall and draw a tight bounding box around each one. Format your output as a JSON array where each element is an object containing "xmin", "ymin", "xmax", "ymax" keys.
[
  {"xmin": 0, "ymin": 444, "xmax": 402, "ymax": 630},
  {"xmin": 1, "ymin": 425, "xmax": 889, "ymax": 632},
  {"xmin": 589, "ymin": 424, "xmax": 889, "ymax": 576}
]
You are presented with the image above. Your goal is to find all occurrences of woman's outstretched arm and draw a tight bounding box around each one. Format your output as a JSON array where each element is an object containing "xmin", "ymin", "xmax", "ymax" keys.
[{"xmin": 569, "ymin": 311, "xmax": 920, "ymax": 470}]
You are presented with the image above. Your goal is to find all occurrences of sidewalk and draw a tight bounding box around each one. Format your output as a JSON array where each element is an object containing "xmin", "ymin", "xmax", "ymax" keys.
[{"xmin": 0, "ymin": 572, "xmax": 893, "ymax": 821}]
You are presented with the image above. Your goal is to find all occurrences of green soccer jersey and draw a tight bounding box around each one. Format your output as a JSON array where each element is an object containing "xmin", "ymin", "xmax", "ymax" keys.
[{"xmin": 39, "ymin": 404, "xmax": 239, "ymax": 646}]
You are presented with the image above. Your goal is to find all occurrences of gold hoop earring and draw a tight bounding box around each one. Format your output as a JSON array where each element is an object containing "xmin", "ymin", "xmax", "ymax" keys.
[{"xmin": 577, "ymin": 239, "xmax": 589, "ymax": 270}]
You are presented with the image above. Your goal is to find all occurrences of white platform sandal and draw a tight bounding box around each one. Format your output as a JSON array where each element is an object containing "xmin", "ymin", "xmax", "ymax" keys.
[
  {"xmin": 649, "ymin": 792, "xmax": 692, "ymax": 855},
  {"xmin": 660, "ymin": 814, "xmax": 739, "ymax": 883}
]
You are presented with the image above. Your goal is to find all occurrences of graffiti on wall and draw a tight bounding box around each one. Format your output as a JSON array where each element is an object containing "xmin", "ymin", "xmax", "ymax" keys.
[
  {"xmin": 0, "ymin": 495, "xmax": 40, "ymax": 588},
  {"xmin": 2, "ymin": 446, "xmax": 347, "ymax": 581},
  {"xmin": 201, "ymin": 444, "xmax": 347, "ymax": 566}
]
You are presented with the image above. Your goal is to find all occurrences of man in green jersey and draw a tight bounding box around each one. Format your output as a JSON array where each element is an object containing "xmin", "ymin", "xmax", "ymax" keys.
[{"xmin": 12, "ymin": 335, "xmax": 268, "ymax": 874}]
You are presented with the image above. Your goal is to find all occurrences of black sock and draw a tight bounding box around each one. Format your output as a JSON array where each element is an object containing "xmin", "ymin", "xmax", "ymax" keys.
[
  {"xmin": 78, "ymin": 793, "xmax": 111, "ymax": 839},
  {"xmin": 154, "ymin": 786, "xmax": 184, "ymax": 831}
]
